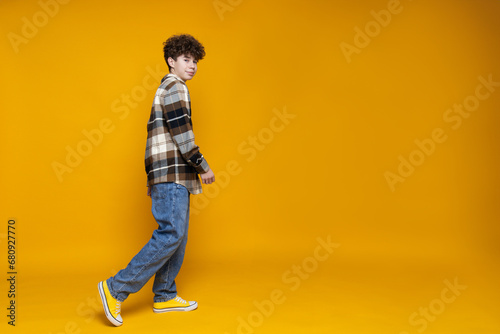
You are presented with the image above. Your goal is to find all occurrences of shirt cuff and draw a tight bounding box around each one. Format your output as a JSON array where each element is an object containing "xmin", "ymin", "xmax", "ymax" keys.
[{"xmin": 194, "ymin": 158, "xmax": 210, "ymax": 174}]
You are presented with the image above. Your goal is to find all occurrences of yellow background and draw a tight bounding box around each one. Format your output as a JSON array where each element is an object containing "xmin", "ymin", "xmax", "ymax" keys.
[{"xmin": 1, "ymin": 0, "xmax": 499, "ymax": 333}]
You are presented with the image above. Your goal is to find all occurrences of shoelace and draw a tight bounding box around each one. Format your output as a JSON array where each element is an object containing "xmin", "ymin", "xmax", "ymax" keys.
[
  {"xmin": 174, "ymin": 296, "xmax": 188, "ymax": 305},
  {"xmin": 115, "ymin": 301, "xmax": 121, "ymax": 315}
]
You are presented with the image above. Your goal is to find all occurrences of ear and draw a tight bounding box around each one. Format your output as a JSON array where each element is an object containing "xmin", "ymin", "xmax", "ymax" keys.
[{"xmin": 168, "ymin": 57, "xmax": 175, "ymax": 68}]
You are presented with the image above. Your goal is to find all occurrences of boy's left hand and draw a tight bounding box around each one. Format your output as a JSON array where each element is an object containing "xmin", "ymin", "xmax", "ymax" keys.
[{"xmin": 200, "ymin": 169, "xmax": 215, "ymax": 184}]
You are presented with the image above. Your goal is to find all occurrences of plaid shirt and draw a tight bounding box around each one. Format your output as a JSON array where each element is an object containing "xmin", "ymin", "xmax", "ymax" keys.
[{"xmin": 145, "ymin": 73, "xmax": 210, "ymax": 194}]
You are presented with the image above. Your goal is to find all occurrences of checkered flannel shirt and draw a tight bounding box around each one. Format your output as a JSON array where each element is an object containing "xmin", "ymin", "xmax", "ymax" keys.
[{"xmin": 145, "ymin": 73, "xmax": 210, "ymax": 194}]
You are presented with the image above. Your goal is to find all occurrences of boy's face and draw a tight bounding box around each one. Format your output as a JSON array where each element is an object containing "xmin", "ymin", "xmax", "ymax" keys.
[{"xmin": 168, "ymin": 54, "xmax": 198, "ymax": 82}]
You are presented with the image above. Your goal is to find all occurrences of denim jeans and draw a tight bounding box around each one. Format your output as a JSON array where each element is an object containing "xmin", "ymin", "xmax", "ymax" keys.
[{"xmin": 107, "ymin": 182, "xmax": 190, "ymax": 303}]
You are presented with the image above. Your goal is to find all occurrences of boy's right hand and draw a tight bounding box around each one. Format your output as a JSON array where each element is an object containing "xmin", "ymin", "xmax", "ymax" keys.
[{"xmin": 200, "ymin": 168, "xmax": 215, "ymax": 184}]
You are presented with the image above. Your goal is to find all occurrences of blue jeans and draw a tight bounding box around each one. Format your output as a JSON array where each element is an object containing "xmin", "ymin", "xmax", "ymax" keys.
[{"xmin": 107, "ymin": 182, "xmax": 190, "ymax": 303}]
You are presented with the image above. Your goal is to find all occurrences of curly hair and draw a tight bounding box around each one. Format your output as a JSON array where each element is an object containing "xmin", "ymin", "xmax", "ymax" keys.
[{"xmin": 163, "ymin": 34, "xmax": 205, "ymax": 71}]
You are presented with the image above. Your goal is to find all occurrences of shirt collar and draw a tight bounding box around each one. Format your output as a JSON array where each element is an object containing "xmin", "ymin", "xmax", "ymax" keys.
[{"xmin": 167, "ymin": 73, "xmax": 185, "ymax": 83}]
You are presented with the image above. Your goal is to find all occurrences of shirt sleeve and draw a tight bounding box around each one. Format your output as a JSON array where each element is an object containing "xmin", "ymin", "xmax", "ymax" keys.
[{"xmin": 161, "ymin": 81, "xmax": 210, "ymax": 174}]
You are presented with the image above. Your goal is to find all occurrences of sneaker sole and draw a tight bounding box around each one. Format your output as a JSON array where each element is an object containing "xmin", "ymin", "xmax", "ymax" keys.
[
  {"xmin": 153, "ymin": 301, "xmax": 198, "ymax": 313},
  {"xmin": 98, "ymin": 281, "xmax": 123, "ymax": 326}
]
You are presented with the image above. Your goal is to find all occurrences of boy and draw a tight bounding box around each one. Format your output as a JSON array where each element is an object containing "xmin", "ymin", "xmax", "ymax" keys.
[{"xmin": 98, "ymin": 34, "xmax": 215, "ymax": 327}]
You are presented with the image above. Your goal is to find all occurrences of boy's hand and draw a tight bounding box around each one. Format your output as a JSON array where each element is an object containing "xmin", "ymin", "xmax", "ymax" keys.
[
  {"xmin": 200, "ymin": 169, "xmax": 215, "ymax": 184},
  {"xmin": 147, "ymin": 186, "xmax": 151, "ymax": 197}
]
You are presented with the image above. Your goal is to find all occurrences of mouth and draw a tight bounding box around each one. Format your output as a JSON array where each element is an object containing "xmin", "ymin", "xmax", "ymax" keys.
[{"xmin": 186, "ymin": 72, "xmax": 194, "ymax": 76}]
